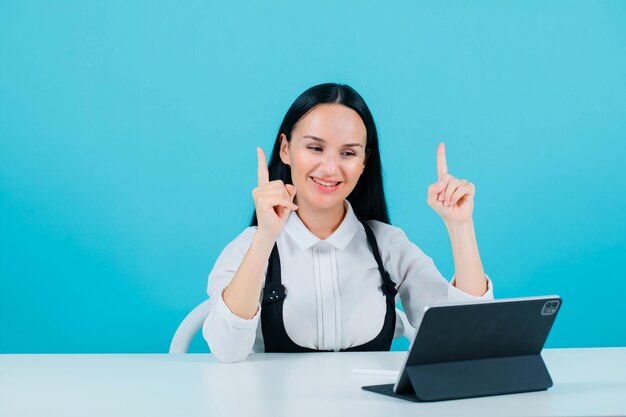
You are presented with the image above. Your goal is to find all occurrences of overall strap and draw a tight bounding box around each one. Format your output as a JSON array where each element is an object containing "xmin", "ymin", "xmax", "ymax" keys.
[
  {"xmin": 261, "ymin": 243, "xmax": 318, "ymax": 352},
  {"xmin": 361, "ymin": 221, "xmax": 398, "ymax": 300},
  {"xmin": 262, "ymin": 244, "xmax": 286, "ymax": 305}
]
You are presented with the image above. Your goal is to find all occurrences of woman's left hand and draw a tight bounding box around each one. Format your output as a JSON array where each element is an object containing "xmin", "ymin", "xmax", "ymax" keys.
[{"xmin": 427, "ymin": 143, "xmax": 475, "ymax": 225}]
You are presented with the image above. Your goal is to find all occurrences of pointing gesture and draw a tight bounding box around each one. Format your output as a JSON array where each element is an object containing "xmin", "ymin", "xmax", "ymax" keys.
[
  {"xmin": 437, "ymin": 142, "xmax": 448, "ymax": 180},
  {"xmin": 252, "ymin": 147, "xmax": 298, "ymax": 240},
  {"xmin": 427, "ymin": 142, "xmax": 476, "ymax": 224},
  {"xmin": 257, "ymin": 147, "xmax": 270, "ymax": 186}
]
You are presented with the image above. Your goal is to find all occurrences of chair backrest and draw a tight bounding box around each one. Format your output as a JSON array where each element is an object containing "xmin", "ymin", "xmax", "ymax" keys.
[
  {"xmin": 169, "ymin": 299, "xmax": 213, "ymax": 354},
  {"xmin": 169, "ymin": 298, "xmax": 416, "ymax": 353},
  {"xmin": 395, "ymin": 308, "xmax": 417, "ymax": 341}
]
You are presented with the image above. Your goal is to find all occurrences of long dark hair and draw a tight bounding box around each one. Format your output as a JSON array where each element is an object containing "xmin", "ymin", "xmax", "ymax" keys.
[{"xmin": 250, "ymin": 83, "xmax": 390, "ymax": 226}]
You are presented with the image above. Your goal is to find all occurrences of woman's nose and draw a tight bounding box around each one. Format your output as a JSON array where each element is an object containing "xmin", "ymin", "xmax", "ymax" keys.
[{"xmin": 319, "ymin": 153, "xmax": 339, "ymax": 174}]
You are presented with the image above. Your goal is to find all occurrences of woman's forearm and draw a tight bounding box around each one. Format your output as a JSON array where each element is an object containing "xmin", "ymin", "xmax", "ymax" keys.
[
  {"xmin": 222, "ymin": 231, "xmax": 276, "ymax": 319},
  {"xmin": 445, "ymin": 221, "xmax": 487, "ymax": 296}
]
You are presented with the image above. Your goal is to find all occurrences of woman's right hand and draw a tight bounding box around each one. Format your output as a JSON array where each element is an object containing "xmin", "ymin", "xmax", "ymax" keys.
[{"xmin": 252, "ymin": 147, "xmax": 298, "ymax": 240}]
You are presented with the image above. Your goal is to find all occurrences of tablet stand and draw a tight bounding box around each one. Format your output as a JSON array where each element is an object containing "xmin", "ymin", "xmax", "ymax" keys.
[{"xmin": 363, "ymin": 353, "xmax": 553, "ymax": 402}]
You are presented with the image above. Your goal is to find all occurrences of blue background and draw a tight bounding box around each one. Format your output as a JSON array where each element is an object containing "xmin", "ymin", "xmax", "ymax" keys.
[{"xmin": 1, "ymin": 1, "xmax": 625, "ymax": 353}]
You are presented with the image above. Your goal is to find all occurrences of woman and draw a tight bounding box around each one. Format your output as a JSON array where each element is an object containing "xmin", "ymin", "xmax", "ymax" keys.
[{"xmin": 203, "ymin": 83, "xmax": 493, "ymax": 363}]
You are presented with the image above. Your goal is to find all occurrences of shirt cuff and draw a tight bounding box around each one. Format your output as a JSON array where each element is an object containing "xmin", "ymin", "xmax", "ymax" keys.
[
  {"xmin": 448, "ymin": 274, "xmax": 494, "ymax": 302},
  {"xmin": 215, "ymin": 288, "xmax": 262, "ymax": 330}
]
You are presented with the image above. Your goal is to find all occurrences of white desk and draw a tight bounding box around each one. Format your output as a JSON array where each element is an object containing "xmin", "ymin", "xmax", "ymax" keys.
[{"xmin": 1, "ymin": 348, "xmax": 625, "ymax": 417}]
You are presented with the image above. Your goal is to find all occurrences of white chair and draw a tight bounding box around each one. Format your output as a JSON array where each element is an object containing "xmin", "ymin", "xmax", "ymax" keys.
[
  {"xmin": 169, "ymin": 299, "xmax": 213, "ymax": 354},
  {"xmin": 169, "ymin": 298, "xmax": 416, "ymax": 353},
  {"xmin": 395, "ymin": 307, "xmax": 417, "ymax": 342}
]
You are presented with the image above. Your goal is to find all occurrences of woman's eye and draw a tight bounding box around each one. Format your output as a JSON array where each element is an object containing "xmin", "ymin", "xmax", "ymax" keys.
[
  {"xmin": 341, "ymin": 152, "xmax": 356, "ymax": 157},
  {"xmin": 308, "ymin": 146, "xmax": 323, "ymax": 152}
]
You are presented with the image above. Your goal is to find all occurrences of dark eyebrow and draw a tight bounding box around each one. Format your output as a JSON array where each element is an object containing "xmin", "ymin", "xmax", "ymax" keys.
[{"xmin": 301, "ymin": 135, "xmax": 364, "ymax": 148}]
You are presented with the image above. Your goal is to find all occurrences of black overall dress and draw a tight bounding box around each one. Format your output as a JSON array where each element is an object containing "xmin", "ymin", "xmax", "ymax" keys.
[{"xmin": 260, "ymin": 220, "xmax": 398, "ymax": 352}]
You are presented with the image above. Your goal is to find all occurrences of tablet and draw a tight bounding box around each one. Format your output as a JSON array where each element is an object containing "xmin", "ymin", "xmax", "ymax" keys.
[{"xmin": 362, "ymin": 295, "xmax": 562, "ymax": 402}]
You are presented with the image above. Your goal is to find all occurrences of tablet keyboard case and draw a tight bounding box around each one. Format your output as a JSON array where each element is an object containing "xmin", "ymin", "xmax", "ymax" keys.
[
  {"xmin": 362, "ymin": 353, "xmax": 552, "ymax": 401},
  {"xmin": 362, "ymin": 296, "xmax": 561, "ymax": 402}
]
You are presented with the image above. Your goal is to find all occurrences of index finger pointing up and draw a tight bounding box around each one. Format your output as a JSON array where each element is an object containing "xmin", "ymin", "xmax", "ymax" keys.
[
  {"xmin": 436, "ymin": 142, "xmax": 448, "ymax": 179},
  {"xmin": 257, "ymin": 147, "xmax": 270, "ymax": 185}
]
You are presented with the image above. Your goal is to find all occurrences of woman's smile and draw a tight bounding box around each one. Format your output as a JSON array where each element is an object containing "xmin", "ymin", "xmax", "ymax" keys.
[{"xmin": 310, "ymin": 176, "xmax": 343, "ymax": 193}]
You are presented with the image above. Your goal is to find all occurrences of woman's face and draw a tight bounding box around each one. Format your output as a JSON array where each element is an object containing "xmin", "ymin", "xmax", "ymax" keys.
[{"xmin": 280, "ymin": 103, "xmax": 368, "ymax": 212}]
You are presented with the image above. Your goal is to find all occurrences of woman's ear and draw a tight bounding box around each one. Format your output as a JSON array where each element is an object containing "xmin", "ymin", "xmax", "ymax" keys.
[{"xmin": 279, "ymin": 133, "xmax": 291, "ymax": 165}]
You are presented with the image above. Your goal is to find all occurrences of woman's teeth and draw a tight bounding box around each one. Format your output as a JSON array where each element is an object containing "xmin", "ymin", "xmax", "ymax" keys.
[{"xmin": 311, "ymin": 177, "xmax": 340, "ymax": 187}]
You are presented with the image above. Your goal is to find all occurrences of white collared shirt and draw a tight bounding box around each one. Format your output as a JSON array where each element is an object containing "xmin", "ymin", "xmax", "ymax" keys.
[{"xmin": 203, "ymin": 201, "xmax": 494, "ymax": 362}]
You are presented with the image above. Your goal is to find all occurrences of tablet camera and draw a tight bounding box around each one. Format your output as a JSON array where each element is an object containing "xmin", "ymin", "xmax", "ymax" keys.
[{"xmin": 541, "ymin": 300, "xmax": 560, "ymax": 315}]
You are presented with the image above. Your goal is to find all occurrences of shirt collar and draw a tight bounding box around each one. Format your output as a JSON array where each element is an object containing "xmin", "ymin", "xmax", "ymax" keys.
[{"xmin": 283, "ymin": 200, "xmax": 360, "ymax": 250}]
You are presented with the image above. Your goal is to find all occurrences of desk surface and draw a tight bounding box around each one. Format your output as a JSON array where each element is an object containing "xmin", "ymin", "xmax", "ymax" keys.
[{"xmin": 1, "ymin": 348, "xmax": 625, "ymax": 417}]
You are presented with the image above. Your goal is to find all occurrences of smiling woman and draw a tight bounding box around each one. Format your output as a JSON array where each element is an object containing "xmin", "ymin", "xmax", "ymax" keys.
[
  {"xmin": 279, "ymin": 104, "xmax": 369, "ymax": 237},
  {"xmin": 260, "ymin": 84, "xmax": 389, "ymax": 234},
  {"xmin": 202, "ymin": 83, "xmax": 493, "ymax": 363}
]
